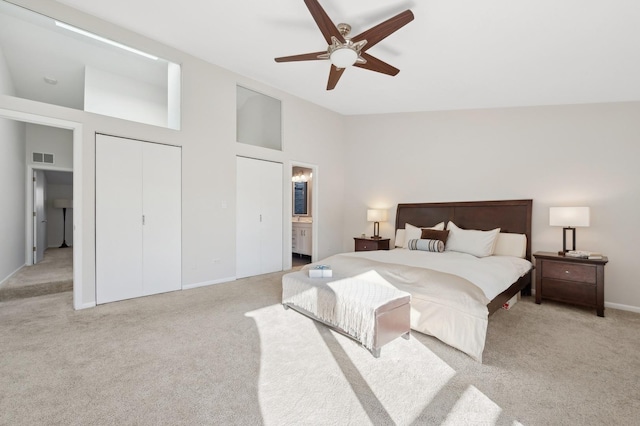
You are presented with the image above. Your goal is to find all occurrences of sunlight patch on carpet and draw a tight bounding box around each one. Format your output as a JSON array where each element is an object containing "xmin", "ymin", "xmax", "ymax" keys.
[
  {"xmin": 441, "ymin": 385, "xmax": 502, "ymax": 425},
  {"xmin": 246, "ymin": 304, "xmax": 456, "ymax": 425}
]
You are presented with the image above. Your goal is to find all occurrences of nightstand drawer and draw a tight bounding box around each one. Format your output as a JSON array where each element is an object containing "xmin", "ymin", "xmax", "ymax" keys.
[
  {"xmin": 542, "ymin": 261, "xmax": 596, "ymax": 284},
  {"xmin": 542, "ymin": 279, "xmax": 596, "ymax": 307},
  {"xmin": 354, "ymin": 237, "xmax": 390, "ymax": 252},
  {"xmin": 355, "ymin": 240, "xmax": 377, "ymax": 251}
]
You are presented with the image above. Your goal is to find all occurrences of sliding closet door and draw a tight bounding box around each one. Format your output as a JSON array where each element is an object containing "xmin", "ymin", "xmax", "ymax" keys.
[
  {"xmin": 236, "ymin": 157, "xmax": 283, "ymax": 279},
  {"xmin": 96, "ymin": 135, "xmax": 144, "ymax": 303},
  {"xmin": 142, "ymin": 142, "xmax": 181, "ymax": 295}
]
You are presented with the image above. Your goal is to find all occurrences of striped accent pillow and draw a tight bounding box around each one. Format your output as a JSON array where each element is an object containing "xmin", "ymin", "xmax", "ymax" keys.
[{"xmin": 407, "ymin": 238, "xmax": 445, "ymax": 252}]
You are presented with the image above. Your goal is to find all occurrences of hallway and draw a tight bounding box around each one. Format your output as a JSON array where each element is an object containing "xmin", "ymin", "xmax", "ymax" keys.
[{"xmin": 0, "ymin": 247, "xmax": 72, "ymax": 301}]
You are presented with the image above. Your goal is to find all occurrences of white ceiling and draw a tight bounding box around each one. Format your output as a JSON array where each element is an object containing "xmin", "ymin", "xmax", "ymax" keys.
[{"xmin": 38, "ymin": 0, "xmax": 640, "ymax": 115}]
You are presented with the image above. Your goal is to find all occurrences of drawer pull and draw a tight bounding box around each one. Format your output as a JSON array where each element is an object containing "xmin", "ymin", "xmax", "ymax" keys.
[
  {"xmin": 565, "ymin": 271, "xmax": 570, "ymax": 274},
  {"xmin": 363, "ymin": 245, "xmax": 368, "ymax": 249}
]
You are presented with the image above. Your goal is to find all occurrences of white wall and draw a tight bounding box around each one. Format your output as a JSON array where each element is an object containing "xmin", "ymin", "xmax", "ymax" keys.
[
  {"xmin": 0, "ymin": 44, "xmax": 14, "ymax": 97},
  {"xmin": 0, "ymin": 0, "xmax": 346, "ymax": 306},
  {"xmin": 25, "ymin": 123, "xmax": 73, "ymax": 169},
  {"xmin": 0, "ymin": 43, "xmax": 26, "ymax": 285},
  {"xmin": 0, "ymin": 117, "xmax": 26, "ymax": 284},
  {"xmin": 84, "ymin": 66, "xmax": 167, "ymax": 128},
  {"xmin": 47, "ymin": 183, "xmax": 73, "ymax": 247},
  {"xmin": 343, "ymin": 102, "xmax": 640, "ymax": 311}
]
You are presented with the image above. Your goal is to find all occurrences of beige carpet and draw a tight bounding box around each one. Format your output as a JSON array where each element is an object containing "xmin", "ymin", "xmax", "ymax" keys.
[
  {"xmin": 0, "ymin": 247, "xmax": 72, "ymax": 301},
  {"xmin": 1, "ymin": 270, "xmax": 639, "ymax": 425}
]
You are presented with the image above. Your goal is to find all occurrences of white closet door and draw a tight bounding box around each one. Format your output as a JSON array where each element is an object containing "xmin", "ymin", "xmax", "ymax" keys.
[
  {"xmin": 96, "ymin": 135, "xmax": 144, "ymax": 304},
  {"xmin": 259, "ymin": 161, "xmax": 283, "ymax": 274},
  {"xmin": 236, "ymin": 157, "xmax": 283, "ymax": 278},
  {"xmin": 236, "ymin": 157, "xmax": 262, "ymax": 278},
  {"xmin": 142, "ymin": 142, "xmax": 182, "ymax": 295}
]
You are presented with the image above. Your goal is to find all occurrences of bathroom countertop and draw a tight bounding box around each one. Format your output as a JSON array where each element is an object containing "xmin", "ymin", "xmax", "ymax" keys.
[{"xmin": 292, "ymin": 217, "xmax": 312, "ymax": 223}]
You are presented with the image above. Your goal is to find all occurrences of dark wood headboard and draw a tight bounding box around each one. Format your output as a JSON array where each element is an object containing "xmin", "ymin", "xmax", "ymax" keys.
[{"xmin": 395, "ymin": 199, "xmax": 533, "ymax": 261}]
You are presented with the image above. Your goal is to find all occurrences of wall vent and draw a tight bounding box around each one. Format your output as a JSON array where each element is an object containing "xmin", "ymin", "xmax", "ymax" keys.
[{"xmin": 32, "ymin": 152, "xmax": 54, "ymax": 164}]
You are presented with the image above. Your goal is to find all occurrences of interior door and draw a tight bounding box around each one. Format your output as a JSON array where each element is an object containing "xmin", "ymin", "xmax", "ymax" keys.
[
  {"xmin": 33, "ymin": 170, "xmax": 47, "ymax": 264},
  {"xmin": 236, "ymin": 157, "xmax": 262, "ymax": 278},
  {"xmin": 142, "ymin": 142, "xmax": 181, "ymax": 295},
  {"xmin": 96, "ymin": 135, "xmax": 144, "ymax": 304},
  {"xmin": 236, "ymin": 157, "xmax": 283, "ymax": 278},
  {"xmin": 259, "ymin": 161, "xmax": 283, "ymax": 274}
]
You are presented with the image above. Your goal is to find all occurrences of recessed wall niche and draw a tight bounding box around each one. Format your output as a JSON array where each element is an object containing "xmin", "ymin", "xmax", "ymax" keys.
[
  {"xmin": 0, "ymin": 0, "xmax": 181, "ymax": 130},
  {"xmin": 236, "ymin": 85, "xmax": 282, "ymax": 151}
]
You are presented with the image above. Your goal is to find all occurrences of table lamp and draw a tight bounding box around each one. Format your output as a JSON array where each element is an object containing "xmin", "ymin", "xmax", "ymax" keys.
[
  {"xmin": 367, "ymin": 209, "xmax": 387, "ymax": 240},
  {"xmin": 549, "ymin": 206, "xmax": 590, "ymax": 255}
]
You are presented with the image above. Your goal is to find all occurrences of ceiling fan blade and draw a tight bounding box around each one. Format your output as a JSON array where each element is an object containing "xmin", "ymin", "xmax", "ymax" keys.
[
  {"xmin": 352, "ymin": 10, "xmax": 414, "ymax": 52},
  {"xmin": 327, "ymin": 65, "xmax": 346, "ymax": 90},
  {"xmin": 304, "ymin": 0, "xmax": 345, "ymax": 45},
  {"xmin": 275, "ymin": 51, "xmax": 328, "ymax": 62},
  {"xmin": 354, "ymin": 53, "xmax": 399, "ymax": 76}
]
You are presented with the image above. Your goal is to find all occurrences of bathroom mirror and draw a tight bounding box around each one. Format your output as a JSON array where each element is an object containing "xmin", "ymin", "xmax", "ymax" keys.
[{"xmin": 293, "ymin": 182, "xmax": 308, "ymax": 215}]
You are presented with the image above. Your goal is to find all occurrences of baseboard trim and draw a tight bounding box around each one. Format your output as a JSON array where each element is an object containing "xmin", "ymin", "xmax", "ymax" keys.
[
  {"xmin": 182, "ymin": 276, "xmax": 236, "ymax": 290},
  {"xmin": 605, "ymin": 302, "xmax": 640, "ymax": 314},
  {"xmin": 0, "ymin": 264, "xmax": 26, "ymax": 288},
  {"xmin": 76, "ymin": 301, "xmax": 96, "ymax": 310}
]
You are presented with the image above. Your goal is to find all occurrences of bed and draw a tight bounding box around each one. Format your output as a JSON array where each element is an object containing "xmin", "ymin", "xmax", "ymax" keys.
[
  {"xmin": 283, "ymin": 199, "xmax": 533, "ymax": 362},
  {"xmin": 392, "ymin": 199, "xmax": 533, "ymax": 313}
]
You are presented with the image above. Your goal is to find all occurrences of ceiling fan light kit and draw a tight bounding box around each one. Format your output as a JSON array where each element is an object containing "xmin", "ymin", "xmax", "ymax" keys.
[
  {"xmin": 275, "ymin": 0, "xmax": 414, "ymax": 90},
  {"xmin": 317, "ymin": 35, "xmax": 367, "ymax": 69},
  {"xmin": 329, "ymin": 47, "xmax": 357, "ymax": 68}
]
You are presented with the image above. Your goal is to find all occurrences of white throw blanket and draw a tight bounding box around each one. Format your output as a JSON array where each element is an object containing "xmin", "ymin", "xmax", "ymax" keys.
[
  {"xmin": 296, "ymin": 254, "xmax": 491, "ymax": 362},
  {"xmin": 282, "ymin": 270, "xmax": 409, "ymax": 351}
]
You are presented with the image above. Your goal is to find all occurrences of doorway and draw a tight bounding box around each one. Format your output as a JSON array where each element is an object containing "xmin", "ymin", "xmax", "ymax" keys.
[
  {"xmin": 0, "ymin": 108, "xmax": 84, "ymax": 309},
  {"xmin": 291, "ymin": 164, "xmax": 316, "ymax": 268},
  {"xmin": 0, "ymin": 127, "xmax": 74, "ymax": 301}
]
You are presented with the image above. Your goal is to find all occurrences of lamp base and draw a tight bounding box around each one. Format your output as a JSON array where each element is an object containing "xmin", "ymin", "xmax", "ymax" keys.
[
  {"xmin": 562, "ymin": 227, "xmax": 577, "ymax": 255},
  {"xmin": 557, "ymin": 251, "xmax": 566, "ymax": 256},
  {"xmin": 59, "ymin": 240, "xmax": 69, "ymax": 248},
  {"xmin": 370, "ymin": 236, "xmax": 382, "ymax": 240}
]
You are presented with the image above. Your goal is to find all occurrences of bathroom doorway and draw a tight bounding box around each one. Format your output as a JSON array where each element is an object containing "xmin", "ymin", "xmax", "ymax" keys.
[{"xmin": 291, "ymin": 165, "xmax": 315, "ymax": 267}]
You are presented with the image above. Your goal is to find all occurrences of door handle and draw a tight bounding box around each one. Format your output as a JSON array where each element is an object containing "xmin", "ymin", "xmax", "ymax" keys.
[{"xmin": 41, "ymin": 220, "xmax": 47, "ymax": 223}]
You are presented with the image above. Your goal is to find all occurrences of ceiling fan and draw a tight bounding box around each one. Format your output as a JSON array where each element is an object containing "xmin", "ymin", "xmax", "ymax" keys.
[{"xmin": 275, "ymin": 0, "xmax": 414, "ymax": 90}]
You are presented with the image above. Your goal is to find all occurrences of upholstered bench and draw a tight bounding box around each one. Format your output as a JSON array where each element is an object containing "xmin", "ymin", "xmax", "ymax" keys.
[{"xmin": 282, "ymin": 269, "xmax": 411, "ymax": 357}]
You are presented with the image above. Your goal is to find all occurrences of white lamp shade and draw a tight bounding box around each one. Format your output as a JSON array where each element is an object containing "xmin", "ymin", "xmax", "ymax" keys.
[
  {"xmin": 53, "ymin": 199, "xmax": 73, "ymax": 209},
  {"xmin": 367, "ymin": 209, "xmax": 387, "ymax": 222},
  {"xmin": 549, "ymin": 207, "xmax": 590, "ymax": 227}
]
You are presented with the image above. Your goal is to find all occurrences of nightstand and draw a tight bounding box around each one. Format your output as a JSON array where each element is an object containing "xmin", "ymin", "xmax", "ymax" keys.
[
  {"xmin": 354, "ymin": 237, "xmax": 390, "ymax": 252},
  {"xmin": 533, "ymin": 251, "xmax": 608, "ymax": 317}
]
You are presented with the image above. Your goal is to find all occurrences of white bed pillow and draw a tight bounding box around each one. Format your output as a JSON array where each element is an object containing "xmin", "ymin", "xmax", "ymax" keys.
[
  {"xmin": 493, "ymin": 232, "xmax": 527, "ymax": 258},
  {"xmin": 394, "ymin": 229, "xmax": 406, "ymax": 248},
  {"xmin": 401, "ymin": 222, "xmax": 445, "ymax": 248},
  {"xmin": 445, "ymin": 221, "xmax": 500, "ymax": 258}
]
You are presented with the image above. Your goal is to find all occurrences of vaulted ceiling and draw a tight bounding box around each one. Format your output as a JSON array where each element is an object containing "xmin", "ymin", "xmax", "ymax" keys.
[{"xmin": 33, "ymin": 0, "xmax": 640, "ymax": 115}]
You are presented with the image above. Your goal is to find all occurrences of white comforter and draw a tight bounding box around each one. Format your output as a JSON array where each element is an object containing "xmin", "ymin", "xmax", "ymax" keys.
[
  {"xmin": 309, "ymin": 250, "xmax": 532, "ymax": 362},
  {"xmin": 344, "ymin": 249, "xmax": 533, "ymax": 300}
]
